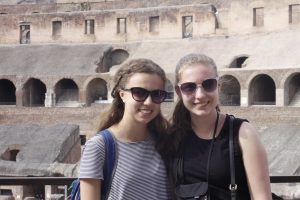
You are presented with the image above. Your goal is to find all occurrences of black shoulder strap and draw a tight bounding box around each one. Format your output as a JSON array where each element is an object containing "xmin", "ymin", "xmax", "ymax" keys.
[
  {"xmin": 175, "ymin": 112, "xmax": 219, "ymax": 185},
  {"xmin": 99, "ymin": 129, "xmax": 117, "ymax": 199},
  {"xmin": 229, "ymin": 115, "xmax": 237, "ymax": 200}
]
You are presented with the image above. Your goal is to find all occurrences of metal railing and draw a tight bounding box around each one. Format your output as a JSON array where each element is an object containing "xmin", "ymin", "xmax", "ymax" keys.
[
  {"xmin": 0, "ymin": 175, "xmax": 299, "ymax": 185},
  {"xmin": 0, "ymin": 176, "xmax": 299, "ymax": 199}
]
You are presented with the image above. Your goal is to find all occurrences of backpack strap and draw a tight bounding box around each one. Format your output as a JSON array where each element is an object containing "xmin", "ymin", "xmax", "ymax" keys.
[
  {"xmin": 99, "ymin": 129, "xmax": 117, "ymax": 199},
  {"xmin": 70, "ymin": 129, "xmax": 117, "ymax": 200},
  {"xmin": 228, "ymin": 115, "xmax": 237, "ymax": 200}
]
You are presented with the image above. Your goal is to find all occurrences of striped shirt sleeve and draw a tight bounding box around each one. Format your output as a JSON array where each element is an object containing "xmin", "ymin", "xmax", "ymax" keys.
[{"xmin": 79, "ymin": 134, "xmax": 105, "ymax": 179}]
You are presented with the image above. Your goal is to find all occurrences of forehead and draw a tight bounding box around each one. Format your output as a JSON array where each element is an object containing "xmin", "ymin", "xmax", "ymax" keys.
[
  {"xmin": 126, "ymin": 73, "xmax": 164, "ymax": 89},
  {"xmin": 179, "ymin": 64, "xmax": 216, "ymax": 82}
]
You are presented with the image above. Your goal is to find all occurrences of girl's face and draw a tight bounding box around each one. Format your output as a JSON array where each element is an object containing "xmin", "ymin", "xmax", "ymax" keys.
[
  {"xmin": 177, "ymin": 63, "xmax": 219, "ymax": 118},
  {"xmin": 119, "ymin": 73, "xmax": 165, "ymax": 125}
]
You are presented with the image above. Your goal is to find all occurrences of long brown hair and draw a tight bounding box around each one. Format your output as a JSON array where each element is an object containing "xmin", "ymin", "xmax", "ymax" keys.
[
  {"xmin": 170, "ymin": 53, "xmax": 220, "ymax": 153},
  {"xmin": 95, "ymin": 58, "xmax": 169, "ymax": 154}
]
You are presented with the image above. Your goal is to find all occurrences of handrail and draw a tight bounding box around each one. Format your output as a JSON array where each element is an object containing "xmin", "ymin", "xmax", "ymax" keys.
[
  {"xmin": 0, "ymin": 176, "xmax": 300, "ymax": 185},
  {"xmin": 0, "ymin": 177, "xmax": 76, "ymax": 185},
  {"xmin": 270, "ymin": 175, "xmax": 300, "ymax": 183}
]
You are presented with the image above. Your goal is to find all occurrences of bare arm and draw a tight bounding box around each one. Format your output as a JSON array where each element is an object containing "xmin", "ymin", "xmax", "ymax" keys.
[
  {"xmin": 80, "ymin": 179, "xmax": 101, "ymax": 200},
  {"xmin": 239, "ymin": 122, "xmax": 272, "ymax": 200}
]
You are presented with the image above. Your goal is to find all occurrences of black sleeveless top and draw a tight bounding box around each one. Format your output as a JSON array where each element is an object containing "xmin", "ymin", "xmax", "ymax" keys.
[{"xmin": 180, "ymin": 115, "xmax": 250, "ymax": 200}]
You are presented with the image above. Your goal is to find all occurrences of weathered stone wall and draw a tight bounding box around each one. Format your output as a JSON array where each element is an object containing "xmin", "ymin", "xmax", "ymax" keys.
[
  {"xmin": 0, "ymin": 4, "xmax": 216, "ymax": 44},
  {"xmin": 1, "ymin": 104, "xmax": 300, "ymax": 138},
  {"xmin": 228, "ymin": 0, "xmax": 300, "ymax": 34},
  {"xmin": 1, "ymin": 0, "xmax": 300, "ymax": 45}
]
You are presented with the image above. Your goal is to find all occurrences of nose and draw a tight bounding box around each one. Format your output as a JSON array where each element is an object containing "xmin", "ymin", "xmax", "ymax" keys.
[
  {"xmin": 143, "ymin": 94, "xmax": 153, "ymax": 104},
  {"xmin": 194, "ymin": 86, "xmax": 206, "ymax": 98}
]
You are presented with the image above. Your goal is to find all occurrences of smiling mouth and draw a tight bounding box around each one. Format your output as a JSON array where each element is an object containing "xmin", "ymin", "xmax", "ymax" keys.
[
  {"xmin": 194, "ymin": 101, "xmax": 210, "ymax": 107},
  {"xmin": 139, "ymin": 109, "xmax": 152, "ymax": 114}
]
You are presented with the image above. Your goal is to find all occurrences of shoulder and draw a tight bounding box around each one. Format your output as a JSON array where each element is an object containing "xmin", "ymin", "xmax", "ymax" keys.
[
  {"xmin": 85, "ymin": 132, "xmax": 105, "ymax": 150},
  {"xmin": 237, "ymin": 120, "xmax": 264, "ymax": 154},
  {"xmin": 239, "ymin": 121, "xmax": 258, "ymax": 140},
  {"xmin": 223, "ymin": 114, "xmax": 248, "ymax": 136},
  {"xmin": 81, "ymin": 131, "xmax": 107, "ymax": 159},
  {"xmin": 79, "ymin": 131, "xmax": 107, "ymax": 178}
]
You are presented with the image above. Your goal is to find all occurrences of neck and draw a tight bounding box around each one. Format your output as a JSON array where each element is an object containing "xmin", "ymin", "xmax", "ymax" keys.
[
  {"xmin": 110, "ymin": 119, "xmax": 150, "ymax": 142},
  {"xmin": 191, "ymin": 111, "xmax": 219, "ymax": 139}
]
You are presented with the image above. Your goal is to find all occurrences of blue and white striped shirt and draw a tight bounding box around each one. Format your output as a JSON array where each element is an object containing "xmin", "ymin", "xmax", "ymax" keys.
[{"xmin": 79, "ymin": 132, "xmax": 171, "ymax": 200}]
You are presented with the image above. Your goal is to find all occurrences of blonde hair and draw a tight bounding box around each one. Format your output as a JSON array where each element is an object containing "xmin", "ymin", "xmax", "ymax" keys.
[{"xmin": 170, "ymin": 53, "xmax": 220, "ymax": 152}]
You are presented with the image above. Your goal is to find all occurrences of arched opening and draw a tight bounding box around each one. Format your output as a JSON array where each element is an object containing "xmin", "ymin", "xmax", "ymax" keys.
[
  {"xmin": 1, "ymin": 145, "xmax": 21, "ymax": 162},
  {"xmin": 0, "ymin": 79, "xmax": 16, "ymax": 106},
  {"xmin": 219, "ymin": 75, "xmax": 240, "ymax": 106},
  {"xmin": 249, "ymin": 74, "xmax": 276, "ymax": 105},
  {"xmin": 96, "ymin": 48, "xmax": 129, "ymax": 73},
  {"xmin": 286, "ymin": 73, "xmax": 300, "ymax": 106},
  {"xmin": 23, "ymin": 78, "xmax": 46, "ymax": 107},
  {"xmin": 165, "ymin": 79, "xmax": 174, "ymax": 102},
  {"xmin": 86, "ymin": 78, "xmax": 108, "ymax": 106},
  {"xmin": 229, "ymin": 56, "xmax": 249, "ymax": 68},
  {"xmin": 111, "ymin": 49, "xmax": 129, "ymax": 66},
  {"xmin": 54, "ymin": 79, "xmax": 79, "ymax": 107}
]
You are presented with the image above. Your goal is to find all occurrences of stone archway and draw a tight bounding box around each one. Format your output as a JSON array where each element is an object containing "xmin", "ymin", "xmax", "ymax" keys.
[
  {"xmin": 165, "ymin": 79, "xmax": 174, "ymax": 102},
  {"xmin": 229, "ymin": 56, "xmax": 249, "ymax": 68},
  {"xmin": 54, "ymin": 79, "xmax": 79, "ymax": 107},
  {"xmin": 86, "ymin": 78, "xmax": 108, "ymax": 106},
  {"xmin": 249, "ymin": 74, "xmax": 276, "ymax": 105},
  {"xmin": 219, "ymin": 75, "xmax": 240, "ymax": 106},
  {"xmin": 0, "ymin": 79, "xmax": 16, "ymax": 106},
  {"xmin": 285, "ymin": 73, "xmax": 300, "ymax": 106},
  {"xmin": 96, "ymin": 48, "xmax": 129, "ymax": 73},
  {"xmin": 23, "ymin": 78, "xmax": 46, "ymax": 107}
]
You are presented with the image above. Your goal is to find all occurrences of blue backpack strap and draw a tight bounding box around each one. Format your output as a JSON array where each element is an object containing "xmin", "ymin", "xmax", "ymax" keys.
[
  {"xmin": 70, "ymin": 179, "xmax": 80, "ymax": 200},
  {"xmin": 99, "ymin": 129, "xmax": 116, "ymax": 198},
  {"xmin": 70, "ymin": 129, "xmax": 116, "ymax": 200}
]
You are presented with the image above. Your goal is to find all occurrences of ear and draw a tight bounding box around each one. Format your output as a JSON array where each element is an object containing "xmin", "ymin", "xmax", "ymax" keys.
[
  {"xmin": 175, "ymin": 85, "xmax": 182, "ymax": 98},
  {"xmin": 118, "ymin": 89, "xmax": 126, "ymax": 103}
]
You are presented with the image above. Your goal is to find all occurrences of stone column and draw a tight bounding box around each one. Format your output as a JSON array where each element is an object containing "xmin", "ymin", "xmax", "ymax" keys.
[
  {"xmin": 45, "ymin": 185, "xmax": 52, "ymax": 200},
  {"xmin": 45, "ymin": 91, "xmax": 55, "ymax": 107},
  {"xmin": 107, "ymin": 88, "xmax": 114, "ymax": 102},
  {"xmin": 240, "ymin": 89, "xmax": 249, "ymax": 107},
  {"xmin": 276, "ymin": 88, "xmax": 284, "ymax": 106},
  {"xmin": 79, "ymin": 89, "xmax": 86, "ymax": 106},
  {"xmin": 15, "ymin": 89, "xmax": 23, "ymax": 107}
]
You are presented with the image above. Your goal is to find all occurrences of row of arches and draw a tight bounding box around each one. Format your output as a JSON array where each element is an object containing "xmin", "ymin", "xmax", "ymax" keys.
[
  {"xmin": 1, "ymin": 72, "xmax": 299, "ymax": 107},
  {"xmin": 220, "ymin": 73, "xmax": 300, "ymax": 106}
]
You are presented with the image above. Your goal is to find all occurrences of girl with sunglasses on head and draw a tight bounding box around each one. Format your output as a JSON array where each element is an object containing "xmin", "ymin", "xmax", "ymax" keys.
[
  {"xmin": 168, "ymin": 53, "xmax": 272, "ymax": 200},
  {"xmin": 79, "ymin": 58, "xmax": 171, "ymax": 200}
]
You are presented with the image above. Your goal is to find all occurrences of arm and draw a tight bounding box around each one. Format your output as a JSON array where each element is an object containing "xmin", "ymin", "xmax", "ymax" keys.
[
  {"xmin": 238, "ymin": 122, "xmax": 272, "ymax": 200},
  {"xmin": 80, "ymin": 179, "xmax": 101, "ymax": 200},
  {"xmin": 79, "ymin": 135, "xmax": 105, "ymax": 200}
]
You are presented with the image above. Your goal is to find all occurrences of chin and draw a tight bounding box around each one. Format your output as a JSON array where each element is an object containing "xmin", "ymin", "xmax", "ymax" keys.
[
  {"xmin": 136, "ymin": 116, "xmax": 155, "ymax": 124},
  {"xmin": 190, "ymin": 108, "xmax": 212, "ymax": 117}
]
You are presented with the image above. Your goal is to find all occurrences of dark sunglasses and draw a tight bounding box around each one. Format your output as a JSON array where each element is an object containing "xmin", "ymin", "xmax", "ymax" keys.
[
  {"xmin": 122, "ymin": 87, "xmax": 167, "ymax": 104},
  {"xmin": 178, "ymin": 78, "xmax": 218, "ymax": 95}
]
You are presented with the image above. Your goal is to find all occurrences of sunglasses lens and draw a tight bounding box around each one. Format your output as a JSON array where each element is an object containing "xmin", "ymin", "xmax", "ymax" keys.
[
  {"xmin": 202, "ymin": 79, "xmax": 217, "ymax": 92},
  {"xmin": 180, "ymin": 82, "xmax": 197, "ymax": 94},
  {"xmin": 151, "ymin": 90, "xmax": 167, "ymax": 104},
  {"xmin": 131, "ymin": 87, "xmax": 148, "ymax": 102}
]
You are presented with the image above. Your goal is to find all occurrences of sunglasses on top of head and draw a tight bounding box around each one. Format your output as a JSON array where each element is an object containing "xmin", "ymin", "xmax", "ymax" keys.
[
  {"xmin": 122, "ymin": 87, "xmax": 167, "ymax": 104},
  {"xmin": 178, "ymin": 78, "xmax": 218, "ymax": 95}
]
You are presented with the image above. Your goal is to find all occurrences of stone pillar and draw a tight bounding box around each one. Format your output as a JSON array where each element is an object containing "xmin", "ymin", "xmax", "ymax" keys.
[
  {"xmin": 276, "ymin": 88, "xmax": 284, "ymax": 106},
  {"xmin": 107, "ymin": 88, "xmax": 114, "ymax": 102},
  {"xmin": 15, "ymin": 89, "xmax": 23, "ymax": 107},
  {"xmin": 79, "ymin": 89, "xmax": 86, "ymax": 106},
  {"xmin": 240, "ymin": 89, "xmax": 249, "ymax": 107},
  {"xmin": 45, "ymin": 91, "xmax": 55, "ymax": 107},
  {"xmin": 45, "ymin": 185, "xmax": 52, "ymax": 200}
]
